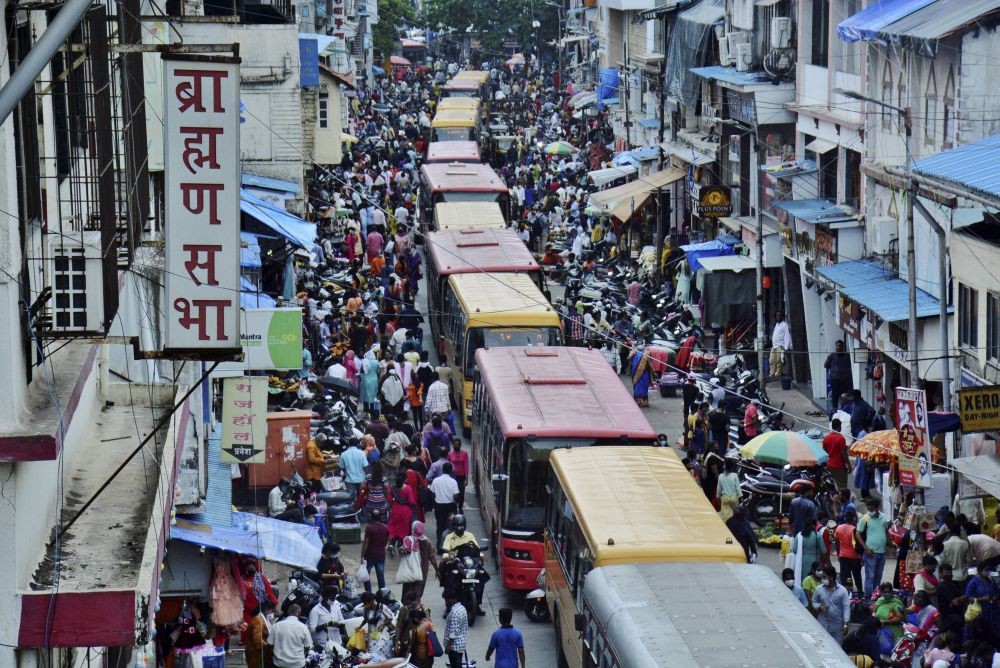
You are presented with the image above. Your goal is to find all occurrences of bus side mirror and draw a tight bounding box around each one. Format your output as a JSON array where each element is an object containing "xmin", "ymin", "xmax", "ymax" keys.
[
  {"xmin": 574, "ymin": 613, "xmax": 587, "ymax": 633},
  {"xmin": 491, "ymin": 473, "xmax": 508, "ymax": 483}
]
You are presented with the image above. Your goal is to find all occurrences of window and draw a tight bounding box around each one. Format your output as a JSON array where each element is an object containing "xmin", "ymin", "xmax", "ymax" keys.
[
  {"xmin": 959, "ymin": 283, "xmax": 979, "ymax": 349},
  {"xmin": 943, "ymin": 66, "xmax": 955, "ymax": 149},
  {"xmin": 318, "ymin": 96, "xmax": 329, "ymax": 129},
  {"xmin": 924, "ymin": 65, "xmax": 937, "ymax": 144},
  {"xmin": 988, "ymin": 293, "xmax": 1000, "ymax": 363},
  {"xmin": 844, "ymin": 149, "xmax": 861, "ymax": 207},
  {"xmin": 810, "ymin": 0, "xmax": 830, "ymax": 66},
  {"xmin": 881, "ymin": 60, "xmax": 893, "ymax": 130}
]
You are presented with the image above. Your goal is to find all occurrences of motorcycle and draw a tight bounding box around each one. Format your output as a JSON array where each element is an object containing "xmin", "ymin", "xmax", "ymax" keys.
[
  {"xmin": 282, "ymin": 569, "xmax": 322, "ymax": 617},
  {"xmin": 439, "ymin": 542, "xmax": 489, "ymax": 627},
  {"xmin": 525, "ymin": 569, "xmax": 550, "ymax": 623}
]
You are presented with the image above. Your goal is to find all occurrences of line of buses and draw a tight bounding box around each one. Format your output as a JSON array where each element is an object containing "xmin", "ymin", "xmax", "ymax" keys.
[{"xmin": 422, "ymin": 72, "xmax": 852, "ymax": 667}]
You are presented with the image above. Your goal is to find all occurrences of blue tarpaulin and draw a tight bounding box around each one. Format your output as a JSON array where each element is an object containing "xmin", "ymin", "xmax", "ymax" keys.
[
  {"xmin": 171, "ymin": 512, "xmax": 323, "ymax": 570},
  {"xmin": 680, "ymin": 239, "xmax": 735, "ymax": 272},
  {"xmin": 240, "ymin": 276, "xmax": 277, "ymax": 309},
  {"xmin": 241, "ymin": 189, "xmax": 316, "ymax": 249},
  {"xmin": 597, "ymin": 68, "xmax": 620, "ymax": 108},
  {"xmin": 816, "ymin": 259, "xmax": 951, "ymax": 322},
  {"xmin": 837, "ymin": 0, "xmax": 936, "ymax": 42},
  {"xmin": 241, "ymin": 232, "xmax": 262, "ymax": 268}
]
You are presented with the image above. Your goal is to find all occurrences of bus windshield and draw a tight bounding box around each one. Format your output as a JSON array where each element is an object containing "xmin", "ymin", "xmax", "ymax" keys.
[
  {"xmin": 465, "ymin": 327, "xmax": 561, "ymax": 379},
  {"xmin": 434, "ymin": 127, "xmax": 473, "ymax": 142},
  {"xmin": 505, "ymin": 439, "xmax": 552, "ymax": 530}
]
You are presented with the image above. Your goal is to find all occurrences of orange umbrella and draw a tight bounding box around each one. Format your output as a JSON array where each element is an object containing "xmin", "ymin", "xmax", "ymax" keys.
[{"xmin": 848, "ymin": 429, "xmax": 901, "ymax": 463}]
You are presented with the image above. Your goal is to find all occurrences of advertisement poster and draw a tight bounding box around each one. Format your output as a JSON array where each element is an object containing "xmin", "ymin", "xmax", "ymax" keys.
[
  {"xmin": 220, "ymin": 376, "xmax": 268, "ymax": 463},
  {"xmin": 215, "ymin": 308, "xmax": 303, "ymax": 374},
  {"xmin": 895, "ymin": 387, "xmax": 930, "ymax": 487}
]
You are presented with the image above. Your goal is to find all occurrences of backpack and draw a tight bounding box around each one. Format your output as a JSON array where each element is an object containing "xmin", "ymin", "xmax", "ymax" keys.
[{"xmin": 426, "ymin": 429, "xmax": 448, "ymax": 454}]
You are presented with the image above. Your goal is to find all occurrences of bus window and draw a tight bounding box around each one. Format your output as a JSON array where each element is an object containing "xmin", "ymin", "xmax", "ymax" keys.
[
  {"xmin": 464, "ymin": 327, "xmax": 561, "ymax": 379},
  {"xmin": 433, "ymin": 127, "xmax": 474, "ymax": 142}
]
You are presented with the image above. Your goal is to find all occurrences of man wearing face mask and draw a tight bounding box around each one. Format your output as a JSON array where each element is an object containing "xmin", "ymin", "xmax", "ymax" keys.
[
  {"xmin": 812, "ymin": 565, "xmax": 851, "ymax": 644},
  {"xmin": 308, "ymin": 586, "xmax": 346, "ymax": 648},
  {"xmin": 782, "ymin": 567, "xmax": 808, "ymax": 607},
  {"xmin": 855, "ymin": 497, "xmax": 889, "ymax": 598}
]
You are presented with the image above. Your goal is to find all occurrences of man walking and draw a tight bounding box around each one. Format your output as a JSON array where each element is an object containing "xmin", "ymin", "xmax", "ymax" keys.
[
  {"xmin": 444, "ymin": 589, "xmax": 469, "ymax": 668},
  {"xmin": 855, "ymin": 497, "xmax": 889, "ymax": 597},
  {"xmin": 448, "ymin": 438, "xmax": 470, "ymax": 514},
  {"xmin": 681, "ymin": 374, "xmax": 699, "ymax": 420},
  {"xmin": 269, "ymin": 604, "xmax": 312, "ymax": 668},
  {"xmin": 361, "ymin": 509, "xmax": 389, "ymax": 593},
  {"xmin": 812, "ymin": 565, "xmax": 851, "ymax": 644},
  {"xmin": 486, "ymin": 607, "xmax": 526, "ymax": 668},
  {"xmin": 769, "ymin": 311, "xmax": 792, "ymax": 379},
  {"xmin": 339, "ymin": 439, "xmax": 368, "ymax": 499},
  {"xmin": 788, "ymin": 482, "xmax": 818, "ymax": 536},
  {"xmin": 430, "ymin": 461, "xmax": 460, "ymax": 547},
  {"xmin": 824, "ymin": 340, "xmax": 853, "ymax": 411},
  {"xmin": 822, "ymin": 419, "xmax": 850, "ymax": 490},
  {"xmin": 424, "ymin": 373, "xmax": 452, "ymax": 421}
]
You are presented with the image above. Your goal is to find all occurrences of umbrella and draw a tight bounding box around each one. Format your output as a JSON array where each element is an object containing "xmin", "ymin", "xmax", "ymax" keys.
[
  {"xmin": 740, "ymin": 431, "xmax": 829, "ymax": 467},
  {"xmin": 849, "ymin": 429, "xmax": 901, "ymax": 463},
  {"xmin": 390, "ymin": 55, "xmax": 411, "ymax": 66},
  {"xmin": 543, "ymin": 141, "xmax": 578, "ymax": 156},
  {"xmin": 506, "ymin": 54, "xmax": 525, "ymax": 68}
]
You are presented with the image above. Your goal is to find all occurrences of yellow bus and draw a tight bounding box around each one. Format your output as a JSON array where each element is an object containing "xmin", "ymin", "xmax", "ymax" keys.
[
  {"xmin": 430, "ymin": 108, "xmax": 479, "ymax": 143},
  {"xmin": 436, "ymin": 97, "xmax": 481, "ymax": 115},
  {"xmin": 545, "ymin": 447, "xmax": 746, "ymax": 668},
  {"xmin": 438, "ymin": 272, "xmax": 561, "ymax": 433},
  {"xmin": 433, "ymin": 202, "xmax": 507, "ymax": 231}
]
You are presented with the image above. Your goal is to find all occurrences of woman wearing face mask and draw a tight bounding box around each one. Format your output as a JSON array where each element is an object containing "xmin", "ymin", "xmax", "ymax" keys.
[
  {"xmin": 246, "ymin": 601, "xmax": 275, "ymax": 668},
  {"xmin": 871, "ymin": 582, "xmax": 906, "ymax": 644},
  {"xmin": 308, "ymin": 586, "xmax": 346, "ymax": 648}
]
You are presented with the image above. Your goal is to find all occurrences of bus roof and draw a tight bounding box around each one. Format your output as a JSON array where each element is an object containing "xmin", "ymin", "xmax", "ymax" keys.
[
  {"xmin": 454, "ymin": 70, "xmax": 489, "ymax": 82},
  {"xmin": 420, "ymin": 163, "xmax": 508, "ymax": 194},
  {"xmin": 448, "ymin": 273, "xmax": 557, "ymax": 329},
  {"xmin": 427, "ymin": 228, "xmax": 539, "ymax": 276},
  {"xmin": 584, "ymin": 563, "xmax": 854, "ymax": 667},
  {"xmin": 434, "ymin": 202, "xmax": 506, "ymax": 230},
  {"xmin": 436, "ymin": 98, "xmax": 481, "ymax": 112},
  {"xmin": 474, "ymin": 347, "xmax": 655, "ymax": 441},
  {"xmin": 442, "ymin": 78, "xmax": 480, "ymax": 92},
  {"xmin": 426, "ymin": 141, "xmax": 481, "ymax": 163},
  {"xmin": 430, "ymin": 108, "xmax": 477, "ymax": 127},
  {"xmin": 550, "ymin": 447, "xmax": 745, "ymax": 564}
]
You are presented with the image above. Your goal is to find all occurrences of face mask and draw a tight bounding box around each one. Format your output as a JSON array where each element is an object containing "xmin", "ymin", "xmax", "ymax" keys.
[{"xmin": 784, "ymin": 579, "xmax": 796, "ymax": 587}]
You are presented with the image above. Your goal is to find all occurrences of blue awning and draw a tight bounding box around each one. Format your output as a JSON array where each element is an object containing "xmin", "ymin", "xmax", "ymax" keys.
[
  {"xmin": 242, "ymin": 172, "xmax": 301, "ymax": 195},
  {"xmin": 875, "ymin": 0, "xmax": 1000, "ymax": 57},
  {"xmin": 913, "ymin": 133, "xmax": 1000, "ymax": 201},
  {"xmin": 187, "ymin": 427, "xmax": 234, "ymax": 528},
  {"xmin": 597, "ymin": 67, "xmax": 620, "ymax": 103},
  {"xmin": 241, "ymin": 189, "xmax": 316, "ymax": 249},
  {"xmin": 680, "ymin": 238, "xmax": 735, "ymax": 272},
  {"xmin": 170, "ymin": 512, "xmax": 323, "ymax": 570},
  {"xmin": 638, "ymin": 118, "xmax": 660, "ymax": 130},
  {"xmin": 372, "ymin": 65, "xmax": 386, "ymax": 76},
  {"xmin": 241, "ymin": 232, "xmax": 262, "ymax": 269},
  {"xmin": 772, "ymin": 198, "xmax": 858, "ymax": 225},
  {"xmin": 690, "ymin": 65, "xmax": 775, "ymax": 87},
  {"xmin": 837, "ymin": 0, "xmax": 937, "ymax": 43},
  {"xmin": 816, "ymin": 260, "xmax": 951, "ymax": 322}
]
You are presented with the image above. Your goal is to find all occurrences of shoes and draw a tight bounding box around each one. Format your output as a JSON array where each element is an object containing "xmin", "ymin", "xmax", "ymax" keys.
[{"xmin": 477, "ymin": 607, "xmax": 486, "ymax": 616}]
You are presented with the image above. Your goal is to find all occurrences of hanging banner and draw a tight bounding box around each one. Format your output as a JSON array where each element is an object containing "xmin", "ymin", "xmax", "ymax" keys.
[
  {"xmin": 895, "ymin": 387, "xmax": 930, "ymax": 487},
  {"xmin": 216, "ymin": 308, "xmax": 304, "ymax": 374},
  {"xmin": 220, "ymin": 376, "xmax": 268, "ymax": 463},
  {"xmin": 163, "ymin": 55, "xmax": 242, "ymax": 356}
]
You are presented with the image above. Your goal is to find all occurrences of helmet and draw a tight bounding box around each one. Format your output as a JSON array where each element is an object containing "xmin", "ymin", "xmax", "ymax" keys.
[
  {"xmin": 450, "ymin": 514, "xmax": 467, "ymax": 535},
  {"xmin": 789, "ymin": 479, "xmax": 815, "ymax": 494},
  {"xmin": 331, "ymin": 401, "xmax": 346, "ymax": 417}
]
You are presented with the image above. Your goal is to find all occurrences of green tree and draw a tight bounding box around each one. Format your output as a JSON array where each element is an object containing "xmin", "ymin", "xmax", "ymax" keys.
[
  {"xmin": 374, "ymin": 0, "xmax": 416, "ymax": 60},
  {"xmin": 422, "ymin": 0, "xmax": 559, "ymax": 57}
]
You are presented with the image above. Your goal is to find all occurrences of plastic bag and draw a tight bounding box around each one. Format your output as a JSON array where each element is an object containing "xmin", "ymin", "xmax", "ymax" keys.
[
  {"xmin": 346, "ymin": 626, "xmax": 368, "ymax": 651},
  {"xmin": 966, "ymin": 598, "xmax": 983, "ymax": 624},
  {"xmin": 355, "ymin": 560, "xmax": 370, "ymax": 584},
  {"xmin": 396, "ymin": 550, "xmax": 423, "ymax": 584}
]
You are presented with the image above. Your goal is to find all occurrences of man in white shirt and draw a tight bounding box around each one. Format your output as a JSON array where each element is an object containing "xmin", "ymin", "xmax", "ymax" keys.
[
  {"xmin": 324, "ymin": 355, "xmax": 348, "ymax": 381},
  {"xmin": 769, "ymin": 311, "xmax": 793, "ymax": 379},
  {"xmin": 307, "ymin": 588, "xmax": 345, "ymax": 648},
  {"xmin": 269, "ymin": 604, "xmax": 312, "ymax": 667},
  {"xmin": 268, "ymin": 480, "xmax": 304, "ymax": 522},
  {"xmin": 430, "ymin": 462, "xmax": 460, "ymax": 548}
]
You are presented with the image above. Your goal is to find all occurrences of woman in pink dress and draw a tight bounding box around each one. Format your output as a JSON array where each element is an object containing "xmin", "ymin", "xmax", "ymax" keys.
[
  {"xmin": 344, "ymin": 349, "xmax": 359, "ymax": 388},
  {"xmin": 387, "ymin": 471, "xmax": 417, "ymax": 555}
]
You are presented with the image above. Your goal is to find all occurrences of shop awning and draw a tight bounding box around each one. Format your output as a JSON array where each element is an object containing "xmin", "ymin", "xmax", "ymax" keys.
[
  {"xmin": 816, "ymin": 259, "xmax": 952, "ymax": 322},
  {"xmin": 241, "ymin": 189, "xmax": 316, "ymax": 249},
  {"xmin": 876, "ymin": 0, "xmax": 1000, "ymax": 56},
  {"xmin": 242, "ymin": 172, "xmax": 301, "ymax": 195},
  {"xmin": 588, "ymin": 165, "xmax": 637, "ymax": 188},
  {"xmin": 680, "ymin": 238, "xmax": 735, "ymax": 271},
  {"xmin": 661, "ymin": 140, "xmax": 714, "ymax": 166},
  {"xmin": 773, "ymin": 198, "xmax": 859, "ymax": 226},
  {"xmin": 805, "ymin": 138, "xmax": 838, "ymax": 154},
  {"xmin": 570, "ymin": 91, "xmax": 598, "ymax": 109},
  {"xmin": 951, "ymin": 456, "xmax": 1000, "ymax": 500},
  {"xmin": 171, "ymin": 512, "xmax": 324, "ymax": 570},
  {"xmin": 837, "ymin": 0, "xmax": 936, "ymax": 43},
  {"xmin": 587, "ymin": 167, "xmax": 686, "ymax": 221},
  {"xmin": 698, "ymin": 254, "xmax": 755, "ymax": 272},
  {"xmin": 241, "ymin": 232, "xmax": 262, "ymax": 268},
  {"xmin": 913, "ymin": 133, "xmax": 1000, "ymax": 201},
  {"xmin": 560, "ymin": 34, "xmax": 589, "ymax": 46}
]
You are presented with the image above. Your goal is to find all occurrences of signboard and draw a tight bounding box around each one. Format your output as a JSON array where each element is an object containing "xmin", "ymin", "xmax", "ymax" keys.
[
  {"xmin": 895, "ymin": 387, "xmax": 930, "ymax": 488},
  {"xmin": 725, "ymin": 89, "xmax": 757, "ymax": 126},
  {"xmin": 163, "ymin": 56, "xmax": 242, "ymax": 356},
  {"xmin": 697, "ymin": 186, "xmax": 733, "ymax": 218},
  {"xmin": 220, "ymin": 376, "xmax": 268, "ymax": 463},
  {"xmin": 837, "ymin": 293, "xmax": 881, "ymax": 350},
  {"xmin": 214, "ymin": 309, "xmax": 304, "ymax": 375},
  {"xmin": 299, "ymin": 38, "xmax": 319, "ymax": 88},
  {"xmin": 958, "ymin": 385, "xmax": 1000, "ymax": 433}
]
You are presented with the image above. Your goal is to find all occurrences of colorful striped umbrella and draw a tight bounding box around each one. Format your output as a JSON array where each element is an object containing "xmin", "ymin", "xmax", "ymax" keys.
[
  {"xmin": 543, "ymin": 141, "xmax": 578, "ymax": 156},
  {"xmin": 740, "ymin": 431, "xmax": 829, "ymax": 466}
]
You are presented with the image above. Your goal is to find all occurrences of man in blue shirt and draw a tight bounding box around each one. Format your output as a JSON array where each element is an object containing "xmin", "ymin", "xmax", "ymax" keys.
[
  {"xmin": 485, "ymin": 607, "xmax": 525, "ymax": 668},
  {"xmin": 338, "ymin": 439, "xmax": 368, "ymax": 499}
]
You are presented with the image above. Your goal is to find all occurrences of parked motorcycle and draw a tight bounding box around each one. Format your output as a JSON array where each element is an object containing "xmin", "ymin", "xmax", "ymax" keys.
[{"xmin": 525, "ymin": 569, "xmax": 550, "ymax": 623}]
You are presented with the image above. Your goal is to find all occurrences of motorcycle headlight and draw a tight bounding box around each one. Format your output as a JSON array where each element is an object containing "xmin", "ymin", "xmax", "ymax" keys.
[{"xmin": 462, "ymin": 556, "xmax": 475, "ymax": 569}]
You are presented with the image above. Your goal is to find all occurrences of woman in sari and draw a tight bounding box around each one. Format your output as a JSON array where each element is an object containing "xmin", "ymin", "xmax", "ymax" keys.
[{"xmin": 627, "ymin": 347, "xmax": 652, "ymax": 407}]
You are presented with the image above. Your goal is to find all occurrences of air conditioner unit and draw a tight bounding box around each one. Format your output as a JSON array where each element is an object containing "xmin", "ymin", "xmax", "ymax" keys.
[
  {"xmin": 727, "ymin": 31, "xmax": 751, "ymax": 58},
  {"xmin": 770, "ymin": 17, "xmax": 792, "ymax": 49},
  {"xmin": 718, "ymin": 35, "xmax": 733, "ymax": 66},
  {"xmin": 735, "ymin": 43, "xmax": 753, "ymax": 72},
  {"xmin": 47, "ymin": 232, "xmax": 105, "ymax": 333},
  {"xmin": 868, "ymin": 216, "xmax": 898, "ymax": 257}
]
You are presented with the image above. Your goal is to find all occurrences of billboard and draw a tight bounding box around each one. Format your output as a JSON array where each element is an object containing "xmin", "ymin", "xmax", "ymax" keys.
[
  {"xmin": 895, "ymin": 387, "xmax": 931, "ymax": 488},
  {"xmin": 163, "ymin": 56, "xmax": 242, "ymax": 356},
  {"xmin": 220, "ymin": 376, "xmax": 268, "ymax": 463},
  {"xmin": 214, "ymin": 308, "xmax": 304, "ymax": 374},
  {"xmin": 958, "ymin": 385, "xmax": 1000, "ymax": 433}
]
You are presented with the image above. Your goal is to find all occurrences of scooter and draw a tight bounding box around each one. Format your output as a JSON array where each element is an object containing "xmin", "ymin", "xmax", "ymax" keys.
[{"xmin": 525, "ymin": 569, "xmax": 550, "ymax": 623}]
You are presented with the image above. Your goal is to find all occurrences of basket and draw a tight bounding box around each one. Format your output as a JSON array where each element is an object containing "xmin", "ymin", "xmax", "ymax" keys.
[{"xmin": 330, "ymin": 522, "xmax": 362, "ymax": 544}]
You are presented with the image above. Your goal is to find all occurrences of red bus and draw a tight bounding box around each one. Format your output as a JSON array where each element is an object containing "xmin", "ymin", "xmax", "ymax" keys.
[
  {"xmin": 471, "ymin": 346, "xmax": 658, "ymax": 590},
  {"xmin": 425, "ymin": 227, "xmax": 544, "ymax": 329},
  {"xmin": 418, "ymin": 162, "xmax": 509, "ymax": 234},
  {"xmin": 426, "ymin": 141, "xmax": 481, "ymax": 164}
]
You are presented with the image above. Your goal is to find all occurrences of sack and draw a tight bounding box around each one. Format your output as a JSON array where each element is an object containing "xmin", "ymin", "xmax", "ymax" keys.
[
  {"xmin": 966, "ymin": 598, "xmax": 983, "ymax": 624},
  {"xmin": 426, "ymin": 629, "xmax": 445, "ymax": 657},
  {"xmin": 396, "ymin": 549, "xmax": 424, "ymax": 584},
  {"xmin": 355, "ymin": 560, "xmax": 370, "ymax": 584},
  {"xmin": 347, "ymin": 626, "xmax": 368, "ymax": 651},
  {"xmin": 877, "ymin": 626, "xmax": 896, "ymax": 656}
]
